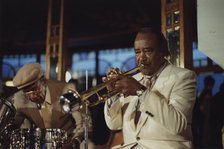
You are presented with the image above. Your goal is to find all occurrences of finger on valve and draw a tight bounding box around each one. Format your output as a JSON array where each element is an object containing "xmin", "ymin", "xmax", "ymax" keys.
[
  {"xmin": 107, "ymin": 68, "xmax": 122, "ymax": 79},
  {"xmin": 103, "ymin": 68, "xmax": 121, "ymax": 91}
]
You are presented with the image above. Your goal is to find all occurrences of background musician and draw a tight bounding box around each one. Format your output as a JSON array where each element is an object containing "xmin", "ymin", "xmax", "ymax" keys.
[{"xmin": 12, "ymin": 63, "xmax": 92, "ymax": 148}]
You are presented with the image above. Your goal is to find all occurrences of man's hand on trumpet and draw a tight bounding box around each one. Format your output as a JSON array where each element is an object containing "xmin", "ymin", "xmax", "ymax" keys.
[
  {"xmin": 114, "ymin": 75, "xmax": 145, "ymax": 97},
  {"xmin": 102, "ymin": 68, "xmax": 146, "ymax": 97},
  {"xmin": 102, "ymin": 68, "xmax": 121, "ymax": 92}
]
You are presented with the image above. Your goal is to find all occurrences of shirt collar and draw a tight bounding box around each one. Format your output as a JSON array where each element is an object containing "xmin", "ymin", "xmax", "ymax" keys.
[
  {"xmin": 143, "ymin": 61, "xmax": 168, "ymax": 79},
  {"xmin": 45, "ymin": 86, "xmax": 51, "ymax": 105}
]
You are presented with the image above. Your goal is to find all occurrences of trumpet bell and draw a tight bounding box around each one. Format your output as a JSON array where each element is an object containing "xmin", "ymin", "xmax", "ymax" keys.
[{"xmin": 59, "ymin": 90, "xmax": 81, "ymax": 113}]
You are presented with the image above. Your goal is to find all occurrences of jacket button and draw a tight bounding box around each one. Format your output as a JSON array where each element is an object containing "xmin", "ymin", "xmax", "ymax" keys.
[{"xmin": 136, "ymin": 137, "xmax": 140, "ymax": 140}]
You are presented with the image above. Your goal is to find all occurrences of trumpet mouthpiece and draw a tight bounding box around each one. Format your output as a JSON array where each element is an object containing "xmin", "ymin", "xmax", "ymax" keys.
[{"xmin": 139, "ymin": 63, "xmax": 144, "ymax": 68}]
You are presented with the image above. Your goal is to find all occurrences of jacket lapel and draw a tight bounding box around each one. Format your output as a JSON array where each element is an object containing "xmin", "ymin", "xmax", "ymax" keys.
[
  {"xmin": 153, "ymin": 64, "xmax": 172, "ymax": 90},
  {"xmin": 124, "ymin": 97, "xmax": 138, "ymax": 131},
  {"xmin": 135, "ymin": 64, "xmax": 173, "ymax": 133},
  {"xmin": 25, "ymin": 108, "xmax": 45, "ymax": 128},
  {"xmin": 46, "ymin": 81, "xmax": 64, "ymax": 127},
  {"xmin": 47, "ymin": 81, "xmax": 57, "ymax": 127},
  {"xmin": 136, "ymin": 110, "xmax": 148, "ymax": 134}
]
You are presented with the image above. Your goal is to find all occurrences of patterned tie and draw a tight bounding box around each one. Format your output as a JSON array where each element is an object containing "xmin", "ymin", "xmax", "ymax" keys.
[
  {"xmin": 134, "ymin": 100, "xmax": 141, "ymax": 126},
  {"xmin": 134, "ymin": 77, "xmax": 152, "ymax": 126},
  {"xmin": 144, "ymin": 76, "xmax": 153, "ymax": 89}
]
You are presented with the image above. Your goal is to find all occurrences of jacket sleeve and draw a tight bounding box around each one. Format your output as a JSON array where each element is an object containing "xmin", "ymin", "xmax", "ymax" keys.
[
  {"xmin": 104, "ymin": 96, "xmax": 123, "ymax": 130},
  {"xmin": 142, "ymin": 70, "xmax": 197, "ymax": 134},
  {"xmin": 71, "ymin": 111, "xmax": 84, "ymax": 140}
]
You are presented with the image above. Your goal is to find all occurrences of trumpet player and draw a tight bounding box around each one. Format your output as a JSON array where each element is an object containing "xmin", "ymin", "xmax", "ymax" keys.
[{"xmin": 103, "ymin": 27, "xmax": 197, "ymax": 149}]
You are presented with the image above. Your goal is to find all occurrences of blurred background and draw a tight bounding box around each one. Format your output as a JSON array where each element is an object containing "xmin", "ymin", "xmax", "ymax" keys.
[{"xmin": 0, "ymin": 0, "xmax": 223, "ymax": 148}]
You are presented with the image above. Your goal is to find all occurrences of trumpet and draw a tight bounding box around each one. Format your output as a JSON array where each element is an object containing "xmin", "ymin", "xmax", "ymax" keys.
[{"xmin": 60, "ymin": 64, "xmax": 143, "ymax": 113}]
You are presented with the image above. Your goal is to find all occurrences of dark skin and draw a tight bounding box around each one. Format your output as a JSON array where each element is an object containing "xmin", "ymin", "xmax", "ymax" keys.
[
  {"xmin": 103, "ymin": 32, "xmax": 166, "ymax": 96},
  {"xmin": 22, "ymin": 78, "xmax": 47, "ymax": 104}
]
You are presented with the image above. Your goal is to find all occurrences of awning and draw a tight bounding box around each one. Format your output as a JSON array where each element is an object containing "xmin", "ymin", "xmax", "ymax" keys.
[{"xmin": 197, "ymin": 0, "xmax": 224, "ymax": 69}]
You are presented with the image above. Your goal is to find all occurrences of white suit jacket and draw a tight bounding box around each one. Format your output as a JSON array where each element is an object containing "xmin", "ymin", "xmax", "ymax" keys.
[{"xmin": 104, "ymin": 64, "xmax": 197, "ymax": 149}]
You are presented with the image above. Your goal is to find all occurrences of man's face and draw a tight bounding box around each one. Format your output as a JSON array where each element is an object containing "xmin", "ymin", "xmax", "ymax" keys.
[
  {"xmin": 134, "ymin": 32, "xmax": 165, "ymax": 76},
  {"xmin": 23, "ymin": 80, "xmax": 45, "ymax": 104}
]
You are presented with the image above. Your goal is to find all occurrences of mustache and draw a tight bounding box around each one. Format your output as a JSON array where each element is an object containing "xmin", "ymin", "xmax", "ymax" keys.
[{"xmin": 139, "ymin": 61, "xmax": 151, "ymax": 67}]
